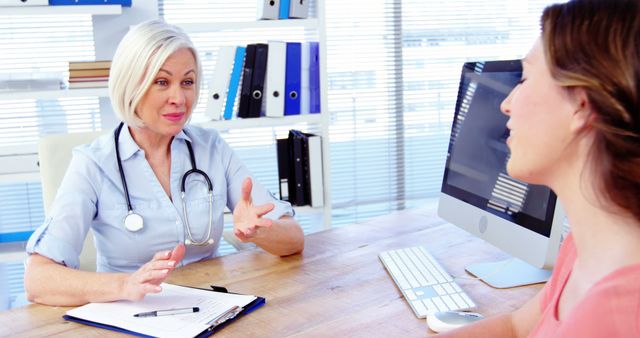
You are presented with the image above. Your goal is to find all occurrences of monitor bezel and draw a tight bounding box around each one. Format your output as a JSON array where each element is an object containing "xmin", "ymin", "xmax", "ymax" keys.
[{"xmin": 438, "ymin": 59, "xmax": 565, "ymax": 269}]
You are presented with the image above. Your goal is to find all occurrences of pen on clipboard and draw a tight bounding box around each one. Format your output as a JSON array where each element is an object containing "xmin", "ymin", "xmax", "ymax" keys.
[
  {"xmin": 133, "ymin": 307, "xmax": 200, "ymax": 317},
  {"xmin": 207, "ymin": 305, "xmax": 241, "ymax": 327}
]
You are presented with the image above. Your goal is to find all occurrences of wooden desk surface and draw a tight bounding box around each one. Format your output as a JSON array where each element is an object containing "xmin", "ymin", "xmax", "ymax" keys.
[{"xmin": 0, "ymin": 206, "xmax": 542, "ymax": 337}]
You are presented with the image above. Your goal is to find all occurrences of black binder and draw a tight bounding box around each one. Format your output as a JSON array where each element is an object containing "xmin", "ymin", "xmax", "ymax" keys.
[
  {"xmin": 276, "ymin": 130, "xmax": 321, "ymax": 206},
  {"xmin": 289, "ymin": 130, "xmax": 307, "ymax": 206},
  {"xmin": 248, "ymin": 43, "xmax": 268, "ymax": 118},
  {"xmin": 238, "ymin": 44, "xmax": 257, "ymax": 118},
  {"xmin": 276, "ymin": 138, "xmax": 291, "ymax": 201},
  {"xmin": 62, "ymin": 285, "xmax": 265, "ymax": 338}
]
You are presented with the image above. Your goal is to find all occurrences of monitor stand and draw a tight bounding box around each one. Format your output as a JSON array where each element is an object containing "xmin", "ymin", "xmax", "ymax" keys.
[{"xmin": 466, "ymin": 258, "xmax": 552, "ymax": 289}]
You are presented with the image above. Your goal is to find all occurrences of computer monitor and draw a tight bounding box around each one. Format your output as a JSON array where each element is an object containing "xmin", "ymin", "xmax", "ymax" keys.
[{"xmin": 438, "ymin": 60, "xmax": 565, "ymax": 288}]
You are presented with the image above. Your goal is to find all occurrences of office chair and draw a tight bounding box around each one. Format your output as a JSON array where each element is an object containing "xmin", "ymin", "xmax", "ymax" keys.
[{"xmin": 38, "ymin": 131, "xmax": 105, "ymax": 271}]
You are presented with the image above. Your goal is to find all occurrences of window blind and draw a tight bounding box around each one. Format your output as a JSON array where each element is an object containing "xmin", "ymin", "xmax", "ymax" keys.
[
  {"xmin": 0, "ymin": 15, "xmax": 100, "ymax": 308},
  {"xmin": 0, "ymin": 16, "xmax": 100, "ymax": 237},
  {"xmin": 323, "ymin": 0, "xmax": 561, "ymax": 226}
]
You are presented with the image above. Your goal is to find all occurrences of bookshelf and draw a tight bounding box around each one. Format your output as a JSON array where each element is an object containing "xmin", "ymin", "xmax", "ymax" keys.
[
  {"xmin": 173, "ymin": 3, "xmax": 332, "ymax": 228},
  {"xmin": 0, "ymin": 87, "xmax": 109, "ymax": 101},
  {"xmin": 0, "ymin": 5, "xmax": 122, "ymax": 15},
  {"xmin": 179, "ymin": 18, "xmax": 319, "ymax": 33},
  {"xmin": 0, "ymin": 1, "xmax": 331, "ymax": 250}
]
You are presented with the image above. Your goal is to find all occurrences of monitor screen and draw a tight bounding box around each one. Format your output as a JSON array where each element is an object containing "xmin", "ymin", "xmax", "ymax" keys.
[
  {"xmin": 438, "ymin": 60, "xmax": 564, "ymax": 273},
  {"xmin": 441, "ymin": 60, "xmax": 557, "ymax": 237}
]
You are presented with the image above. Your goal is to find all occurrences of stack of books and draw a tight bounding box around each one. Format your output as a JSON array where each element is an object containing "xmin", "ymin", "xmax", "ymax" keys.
[{"xmin": 68, "ymin": 60, "xmax": 111, "ymax": 89}]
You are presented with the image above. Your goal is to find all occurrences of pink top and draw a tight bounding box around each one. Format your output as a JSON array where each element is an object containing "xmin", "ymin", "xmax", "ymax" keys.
[{"xmin": 529, "ymin": 234, "xmax": 640, "ymax": 337}]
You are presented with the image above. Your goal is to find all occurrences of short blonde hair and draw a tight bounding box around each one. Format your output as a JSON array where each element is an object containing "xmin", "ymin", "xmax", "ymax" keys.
[{"xmin": 109, "ymin": 19, "xmax": 202, "ymax": 127}]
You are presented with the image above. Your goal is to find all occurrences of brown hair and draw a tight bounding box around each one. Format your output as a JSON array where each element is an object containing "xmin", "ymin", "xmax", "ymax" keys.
[{"xmin": 541, "ymin": 0, "xmax": 640, "ymax": 220}]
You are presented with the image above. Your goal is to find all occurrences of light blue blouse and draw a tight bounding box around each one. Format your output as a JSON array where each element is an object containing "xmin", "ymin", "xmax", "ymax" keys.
[{"xmin": 26, "ymin": 124, "xmax": 293, "ymax": 272}]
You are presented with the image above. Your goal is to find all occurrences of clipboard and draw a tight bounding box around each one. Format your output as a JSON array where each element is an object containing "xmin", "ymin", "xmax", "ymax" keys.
[{"xmin": 63, "ymin": 284, "xmax": 265, "ymax": 337}]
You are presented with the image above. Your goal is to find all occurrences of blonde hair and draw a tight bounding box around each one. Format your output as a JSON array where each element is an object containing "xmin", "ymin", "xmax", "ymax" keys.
[{"xmin": 109, "ymin": 19, "xmax": 202, "ymax": 127}]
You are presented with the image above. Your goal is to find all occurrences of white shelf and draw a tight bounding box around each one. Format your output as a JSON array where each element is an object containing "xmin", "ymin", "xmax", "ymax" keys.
[
  {"xmin": 0, "ymin": 87, "xmax": 108, "ymax": 101},
  {"xmin": 180, "ymin": 18, "xmax": 318, "ymax": 33},
  {"xmin": 0, "ymin": 5, "xmax": 122, "ymax": 15},
  {"xmin": 198, "ymin": 114, "xmax": 322, "ymax": 130}
]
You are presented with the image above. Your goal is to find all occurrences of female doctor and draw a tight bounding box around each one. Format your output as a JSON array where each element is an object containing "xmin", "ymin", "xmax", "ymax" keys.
[{"xmin": 24, "ymin": 19, "xmax": 304, "ymax": 306}]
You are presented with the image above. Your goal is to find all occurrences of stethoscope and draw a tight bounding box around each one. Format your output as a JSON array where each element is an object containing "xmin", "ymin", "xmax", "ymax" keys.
[{"xmin": 114, "ymin": 122, "xmax": 215, "ymax": 246}]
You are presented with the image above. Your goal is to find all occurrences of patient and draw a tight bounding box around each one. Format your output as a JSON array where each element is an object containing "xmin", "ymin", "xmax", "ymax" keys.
[{"xmin": 442, "ymin": 0, "xmax": 640, "ymax": 337}]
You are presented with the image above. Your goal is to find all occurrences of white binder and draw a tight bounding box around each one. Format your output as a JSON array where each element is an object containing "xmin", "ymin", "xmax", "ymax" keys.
[
  {"xmin": 0, "ymin": 0, "xmax": 47, "ymax": 5},
  {"xmin": 257, "ymin": 0, "xmax": 279, "ymax": 20},
  {"xmin": 307, "ymin": 135, "xmax": 324, "ymax": 207},
  {"xmin": 264, "ymin": 41, "xmax": 286, "ymax": 118},
  {"xmin": 300, "ymin": 42, "xmax": 311, "ymax": 115},
  {"xmin": 289, "ymin": 0, "xmax": 309, "ymax": 19},
  {"xmin": 205, "ymin": 46, "xmax": 236, "ymax": 120}
]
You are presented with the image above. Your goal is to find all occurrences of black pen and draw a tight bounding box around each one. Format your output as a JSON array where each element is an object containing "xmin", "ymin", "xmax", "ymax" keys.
[{"xmin": 133, "ymin": 307, "xmax": 200, "ymax": 317}]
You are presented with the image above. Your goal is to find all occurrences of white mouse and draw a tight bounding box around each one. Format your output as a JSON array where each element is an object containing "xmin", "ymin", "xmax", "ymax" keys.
[{"xmin": 426, "ymin": 311, "xmax": 484, "ymax": 333}]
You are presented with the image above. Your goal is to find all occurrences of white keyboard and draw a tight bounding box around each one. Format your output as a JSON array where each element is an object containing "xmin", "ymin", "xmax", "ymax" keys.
[{"xmin": 379, "ymin": 246, "xmax": 476, "ymax": 318}]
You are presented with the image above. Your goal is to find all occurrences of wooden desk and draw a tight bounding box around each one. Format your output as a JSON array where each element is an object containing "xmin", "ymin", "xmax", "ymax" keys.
[{"xmin": 0, "ymin": 206, "xmax": 542, "ymax": 337}]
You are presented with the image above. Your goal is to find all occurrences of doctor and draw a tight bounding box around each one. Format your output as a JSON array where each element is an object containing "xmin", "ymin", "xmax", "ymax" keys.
[{"xmin": 24, "ymin": 19, "xmax": 304, "ymax": 306}]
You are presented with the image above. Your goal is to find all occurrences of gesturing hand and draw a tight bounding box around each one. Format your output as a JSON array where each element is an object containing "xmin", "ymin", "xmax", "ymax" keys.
[
  {"xmin": 233, "ymin": 177, "xmax": 275, "ymax": 242},
  {"xmin": 122, "ymin": 243, "xmax": 185, "ymax": 301}
]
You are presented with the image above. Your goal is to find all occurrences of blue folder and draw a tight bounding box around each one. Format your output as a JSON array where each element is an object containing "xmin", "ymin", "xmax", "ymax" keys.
[
  {"xmin": 279, "ymin": 0, "xmax": 290, "ymax": 19},
  {"xmin": 224, "ymin": 46, "xmax": 246, "ymax": 120},
  {"xmin": 284, "ymin": 42, "xmax": 301, "ymax": 116},
  {"xmin": 309, "ymin": 42, "xmax": 321, "ymax": 114},
  {"xmin": 49, "ymin": 0, "xmax": 132, "ymax": 6}
]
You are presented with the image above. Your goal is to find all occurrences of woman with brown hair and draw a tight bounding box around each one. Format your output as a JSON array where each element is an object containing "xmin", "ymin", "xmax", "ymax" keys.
[{"xmin": 443, "ymin": 0, "xmax": 640, "ymax": 336}]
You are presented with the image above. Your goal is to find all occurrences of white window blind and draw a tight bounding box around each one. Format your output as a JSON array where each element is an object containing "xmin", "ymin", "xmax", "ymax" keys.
[
  {"xmin": 324, "ymin": 0, "xmax": 560, "ymax": 226},
  {"xmin": 0, "ymin": 14, "xmax": 100, "ymax": 309},
  {"xmin": 0, "ymin": 16, "xmax": 100, "ymax": 238}
]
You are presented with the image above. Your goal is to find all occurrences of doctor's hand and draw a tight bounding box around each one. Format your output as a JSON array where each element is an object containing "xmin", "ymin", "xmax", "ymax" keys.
[
  {"xmin": 121, "ymin": 243, "xmax": 185, "ymax": 301},
  {"xmin": 233, "ymin": 177, "xmax": 274, "ymax": 242}
]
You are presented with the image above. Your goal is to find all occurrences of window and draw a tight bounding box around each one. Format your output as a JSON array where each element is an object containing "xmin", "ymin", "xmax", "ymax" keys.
[{"xmin": 323, "ymin": 0, "xmax": 559, "ymax": 225}]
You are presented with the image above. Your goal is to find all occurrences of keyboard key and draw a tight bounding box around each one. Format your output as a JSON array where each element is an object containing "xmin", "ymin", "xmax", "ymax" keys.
[
  {"xmin": 431, "ymin": 296, "xmax": 447, "ymax": 312},
  {"xmin": 460, "ymin": 292, "xmax": 476, "ymax": 308},
  {"xmin": 412, "ymin": 300, "xmax": 428, "ymax": 317},
  {"xmin": 442, "ymin": 282, "xmax": 456, "ymax": 294},
  {"xmin": 422, "ymin": 298, "xmax": 437, "ymax": 313},
  {"xmin": 404, "ymin": 289, "xmax": 417, "ymax": 301},
  {"xmin": 433, "ymin": 284, "xmax": 446, "ymax": 296},
  {"xmin": 450, "ymin": 293, "xmax": 468, "ymax": 309},
  {"xmin": 441, "ymin": 295, "xmax": 457, "ymax": 310}
]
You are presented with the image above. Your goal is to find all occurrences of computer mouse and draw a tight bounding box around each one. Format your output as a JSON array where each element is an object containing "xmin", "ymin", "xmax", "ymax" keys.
[{"xmin": 426, "ymin": 311, "xmax": 484, "ymax": 333}]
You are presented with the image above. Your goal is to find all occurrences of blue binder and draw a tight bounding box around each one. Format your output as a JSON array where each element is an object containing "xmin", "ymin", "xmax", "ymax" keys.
[
  {"xmin": 279, "ymin": 0, "xmax": 290, "ymax": 19},
  {"xmin": 309, "ymin": 42, "xmax": 321, "ymax": 114},
  {"xmin": 284, "ymin": 42, "xmax": 301, "ymax": 116},
  {"xmin": 224, "ymin": 46, "xmax": 246, "ymax": 120},
  {"xmin": 48, "ymin": 0, "xmax": 132, "ymax": 6},
  {"xmin": 238, "ymin": 44, "xmax": 257, "ymax": 118}
]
